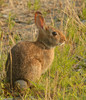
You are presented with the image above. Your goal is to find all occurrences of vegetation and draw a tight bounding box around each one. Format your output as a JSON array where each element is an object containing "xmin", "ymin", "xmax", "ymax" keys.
[
  {"xmin": 0, "ymin": 0, "xmax": 4, "ymax": 6},
  {"xmin": 0, "ymin": 0, "xmax": 86, "ymax": 99}
]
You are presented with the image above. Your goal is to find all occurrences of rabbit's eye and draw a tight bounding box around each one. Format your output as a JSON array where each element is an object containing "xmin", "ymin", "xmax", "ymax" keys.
[{"xmin": 52, "ymin": 31, "xmax": 57, "ymax": 36}]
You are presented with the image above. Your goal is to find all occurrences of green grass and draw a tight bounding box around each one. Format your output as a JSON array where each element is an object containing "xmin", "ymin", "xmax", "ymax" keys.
[
  {"xmin": 0, "ymin": 0, "xmax": 4, "ymax": 6},
  {"xmin": 0, "ymin": 0, "xmax": 86, "ymax": 100},
  {"xmin": 27, "ymin": 0, "xmax": 41, "ymax": 11},
  {"xmin": 79, "ymin": 0, "xmax": 86, "ymax": 20}
]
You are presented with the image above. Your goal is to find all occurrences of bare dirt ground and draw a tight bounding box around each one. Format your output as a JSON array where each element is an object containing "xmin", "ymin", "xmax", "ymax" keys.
[{"xmin": 0, "ymin": 0, "xmax": 83, "ymax": 42}]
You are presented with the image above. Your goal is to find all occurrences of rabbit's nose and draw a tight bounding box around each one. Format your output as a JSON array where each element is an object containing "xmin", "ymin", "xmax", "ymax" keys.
[
  {"xmin": 60, "ymin": 34, "xmax": 66, "ymax": 43},
  {"xmin": 64, "ymin": 36, "xmax": 66, "ymax": 42}
]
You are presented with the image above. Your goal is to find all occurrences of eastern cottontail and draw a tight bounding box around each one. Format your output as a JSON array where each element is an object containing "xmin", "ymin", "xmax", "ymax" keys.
[{"xmin": 5, "ymin": 12, "xmax": 66, "ymax": 90}]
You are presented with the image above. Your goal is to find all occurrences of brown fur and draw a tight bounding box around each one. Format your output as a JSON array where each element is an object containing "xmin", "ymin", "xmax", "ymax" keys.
[{"xmin": 5, "ymin": 12, "xmax": 66, "ymax": 88}]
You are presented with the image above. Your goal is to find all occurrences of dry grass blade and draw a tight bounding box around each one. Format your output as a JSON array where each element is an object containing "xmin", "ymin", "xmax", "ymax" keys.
[
  {"xmin": 9, "ymin": 0, "xmax": 15, "ymax": 9},
  {"xmin": 9, "ymin": 35, "xmax": 15, "ymax": 45},
  {"xmin": 45, "ymin": 78, "xmax": 48, "ymax": 100},
  {"xmin": 9, "ymin": 50, "xmax": 13, "ymax": 88},
  {"xmin": 62, "ymin": 0, "xmax": 86, "ymax": 28}
]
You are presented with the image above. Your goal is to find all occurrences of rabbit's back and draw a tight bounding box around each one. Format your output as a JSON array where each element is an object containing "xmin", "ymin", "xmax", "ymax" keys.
[{"xmin": 6, "ymin": 41, "xmax": 54, "ymax": 86}]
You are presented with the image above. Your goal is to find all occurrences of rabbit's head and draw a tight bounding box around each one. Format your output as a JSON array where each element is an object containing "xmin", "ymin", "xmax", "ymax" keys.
[{"xmin": 35, "ymin": 12, "xmax": 66, "ymax": 48}]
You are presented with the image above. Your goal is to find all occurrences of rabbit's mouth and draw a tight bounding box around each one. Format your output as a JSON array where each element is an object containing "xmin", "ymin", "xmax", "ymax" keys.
[{"xmin": 57, "ymin": 42, "xmax": 65, "ymax": 46}]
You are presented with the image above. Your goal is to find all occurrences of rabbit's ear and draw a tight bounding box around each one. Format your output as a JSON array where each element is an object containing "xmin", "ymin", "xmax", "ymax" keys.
[{"xmin": 35, "ymin": 12, "xmax": 45, "ymax": 28}]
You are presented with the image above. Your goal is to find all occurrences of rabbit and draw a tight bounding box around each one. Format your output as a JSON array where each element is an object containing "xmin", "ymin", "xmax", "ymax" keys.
[{"xmin": 5, "ymin": 11, "xmax": 66, "ymax": 90}]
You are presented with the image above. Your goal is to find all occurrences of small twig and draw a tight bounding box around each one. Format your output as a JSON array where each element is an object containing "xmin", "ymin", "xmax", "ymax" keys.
[{"xmin": 10, "ymin": 50, "xmax": 12, "ymax": 89}]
